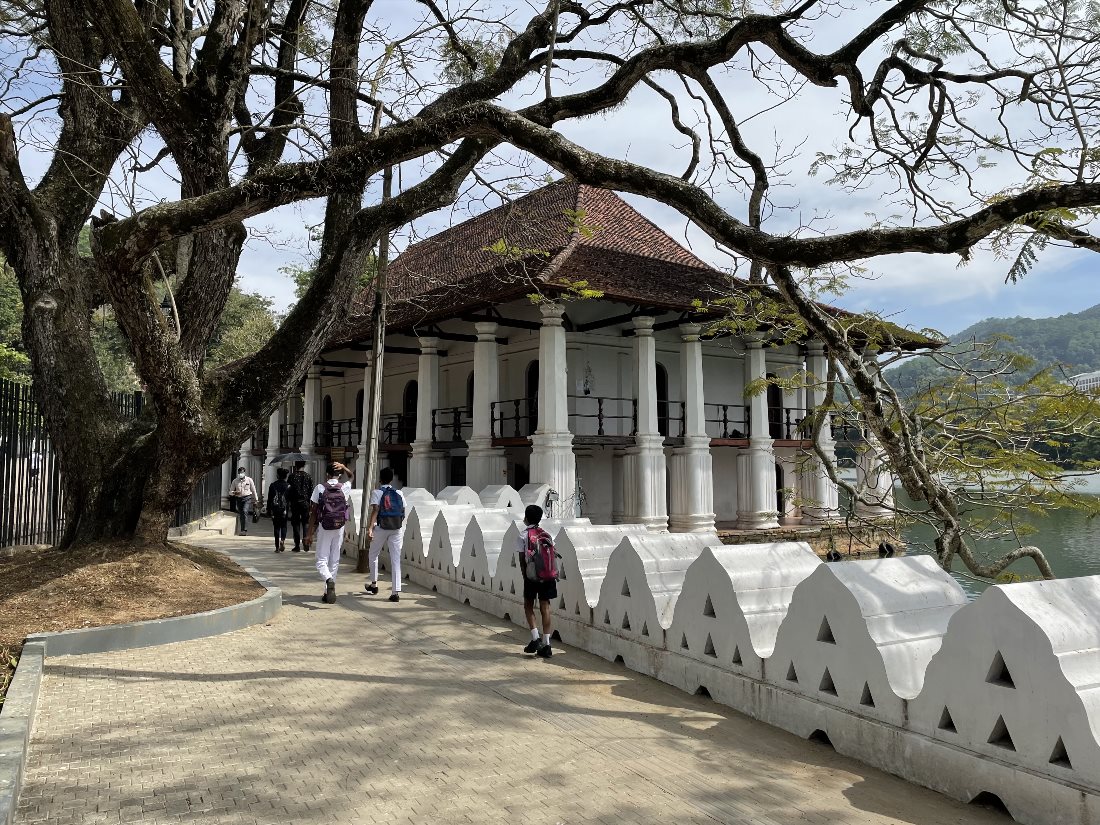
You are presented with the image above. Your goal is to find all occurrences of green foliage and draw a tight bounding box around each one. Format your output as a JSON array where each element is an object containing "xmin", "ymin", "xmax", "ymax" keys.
[
  {"xmin": 0, "ymin": 258, "xmax": 27, "ymax": 381},
  {"xmin": 90, "ymin": 307, "xmax": 140, "ymax": 390},
  {"xmin": 282, "ymin": 251, "xmax": 379, "ymax": 300},
  {"xmin": 208, "ymin": 289, "xmax": 282, "ymax": 367}
]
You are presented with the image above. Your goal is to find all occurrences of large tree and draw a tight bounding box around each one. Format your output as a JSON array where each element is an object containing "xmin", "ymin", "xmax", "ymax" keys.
[{"xmin": 1, "ymin": 0, "xmax": 1098, "ymax": 573}]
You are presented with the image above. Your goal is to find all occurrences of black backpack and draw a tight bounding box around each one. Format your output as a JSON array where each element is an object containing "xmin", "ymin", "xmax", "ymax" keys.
[{"xmin": 269, "ymin": 483, "xmax": 288, "ymax": 517}]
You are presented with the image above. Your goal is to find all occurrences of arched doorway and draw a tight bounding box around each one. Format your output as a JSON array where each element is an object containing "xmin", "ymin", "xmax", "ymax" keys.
[
  {"xmin": 525, "ymin": 360, "xmax": 539, "ymax": 433},
  {"xmin": 321, "ymin": 395, "xmax": 333, "ymax": 447},
  {"xmin": 402, "ymin": 380, "xmax": 418, "ymax": 444},
  {"xmin": 354, "ymin": 389, "xmax": 364, "ymax": 442},
  {"xmin": 766, "ymin": 373, "xmax": 783, "ymax": 439},
  {"xmin": 656, "ymin": 362, "xmax": 670, "ymax": 437},
  {"xmin": 465, "ymin": 371, "xmax": 475, "ymax": 415}
]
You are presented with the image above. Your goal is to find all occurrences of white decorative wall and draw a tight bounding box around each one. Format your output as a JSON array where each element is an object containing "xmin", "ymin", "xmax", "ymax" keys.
[{"xmin": 397, "ymin": 494, "xmax": 1100, "ymax": 825}]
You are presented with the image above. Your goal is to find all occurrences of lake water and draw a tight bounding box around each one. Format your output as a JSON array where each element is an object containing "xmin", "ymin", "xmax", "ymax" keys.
[{"xmin": 894, "ymin": 473, "xmax": 1100, "ymax": 596}]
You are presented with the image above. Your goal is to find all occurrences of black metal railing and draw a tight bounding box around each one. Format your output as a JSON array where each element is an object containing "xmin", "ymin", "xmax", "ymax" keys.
[
  {"xmin": 381, "ymin": 413, "xmax": 415, "ymax": 445},
  {"xmin": 1, "ymin": 377, "xmax": 225, "ymax": 548},
  {"xmin": 279, "ymin": 421, "xmax": 302, "ymax": 449},
  {"xmin": 315, "ymin": 417, "xmax": 360, "ymax": 448},
  {"xmin": 771, "ymin": 407, "xmax": 808, "ymax": 440},
  {"xmin": 431, "ymin": 406, "xmax": 472, "ymax": 443},
  {"xmin": 568, "ymin": 395, "xmax": 637, "ymax": 437},
  {"xmin": 705, "ymin": 403, "xmax": 750, "ymax": 439},
  {"xmin": 491, "ymin": 396, "xmax": 537, "ymax": 438},
  {"xmin": 251, "ymin": 424, "xmax": 269, "ymax": 452},
  {"xmin": 657, "ymin": 400, "xmax": 685, "ymax": 438}
]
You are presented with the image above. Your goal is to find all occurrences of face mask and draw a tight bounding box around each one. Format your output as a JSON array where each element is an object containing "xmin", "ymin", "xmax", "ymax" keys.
[{"xmin": 237, "ymin": 471, "xmax": 245, "ymax": 478}]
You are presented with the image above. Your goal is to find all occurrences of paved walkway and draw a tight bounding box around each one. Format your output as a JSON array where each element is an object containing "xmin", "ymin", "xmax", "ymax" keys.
[{"xmin": 15, "ymin": 535, "xmax": 1006, "ymax": 825}]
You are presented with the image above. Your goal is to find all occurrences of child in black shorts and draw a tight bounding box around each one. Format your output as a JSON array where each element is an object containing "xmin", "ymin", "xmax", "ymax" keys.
[{"xmin": 518, "ymin": 504, "xmax": 555, "ymax": 658}]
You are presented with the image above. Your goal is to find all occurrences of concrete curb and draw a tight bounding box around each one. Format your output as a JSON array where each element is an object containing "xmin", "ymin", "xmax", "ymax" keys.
[{"xmin": 0, "ymin": 553, "xmax": 279, "ymax": 825}]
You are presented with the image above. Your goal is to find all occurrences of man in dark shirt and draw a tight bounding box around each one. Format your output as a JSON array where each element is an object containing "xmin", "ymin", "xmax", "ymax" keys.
[{"xmin": 286, "ymin": 461, "xmax": 314, "ymax": 552}]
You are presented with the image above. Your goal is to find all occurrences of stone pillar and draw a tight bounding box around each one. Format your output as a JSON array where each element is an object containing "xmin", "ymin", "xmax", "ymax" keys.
[
  {"xmin": 800, "ymin": 341, "xmax": 841, "ymax": 524},
  {"xmin": 466, "ymin": 322, "xmax": 507, "ymax": 491},
  {"xmin": 264, "ymin": 404, "xmax": 283, "ymax": 494},
  {"xmin": 529, "ymin": 302, "xmax": 575, "ymax": 506},
  {"xmin": 855, "ymin": 431, "xmax": 895, "ymax": 519},
  {"xmin": 669, "ymin": 323, "xmax": 715, "ymax": 532},
  {"xmin": 300, "ymin": 365, "xmax": 322, "ymax": 455},
  {"xmin": 220, "ymin": 457, "xmax": 234, "ymax": 509},
  {"xmin": 410, "ymin": 337, "xmax": 446, "ymax": 493},
  {"xmin": 627, "ymin": 316, "xmax": 668, "ymax": 531},
  {"xmin": 737, "ymin": 337, "xmax": 779, "ymax": 529},
  {"xmin": 354, "ymin": 355, "xmax": 372, "ymax": 485}
]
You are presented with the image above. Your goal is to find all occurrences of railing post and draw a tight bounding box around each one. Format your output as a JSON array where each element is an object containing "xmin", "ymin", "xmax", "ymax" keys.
[
  {"xmin": 744, "ymin": 405, "xmax": 751, "ymax": 438},
  {"xmin": 452, "ymin": 408, "xmax": 461, "ymax": 442},
  {"xmin": 513, "ymin": 399, "xmax": 521, "ymax": 437},
  {"xmin": 631, "ymin": 399, "xmax": 638, "ymax": 436},
  {"xmin": 597, "ymin": 396, "xmax": 605, "ymax": 436},
  {"xmin": 490, "ymin": 402, "xmax": 497, "ymax": 439},
  {"xmin": 721, "ymin": 405, "xmax": 730, "ymax": 439},
  {"xmin": 431, "ymin": 409, "xmax": 438, "ymax": 442}
]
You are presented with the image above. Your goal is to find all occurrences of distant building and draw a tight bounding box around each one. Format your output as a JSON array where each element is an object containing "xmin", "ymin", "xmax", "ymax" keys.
[{"xmin": 1070, "ymin": 370, "xmax": 1100, "ymax": 394}]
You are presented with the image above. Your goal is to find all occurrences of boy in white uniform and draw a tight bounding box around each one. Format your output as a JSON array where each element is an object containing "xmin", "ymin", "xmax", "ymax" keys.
[
  {"xmin": 306, "ymin": 462, "xmax": 353, "ymax": 604},
  {"xmin": 365, "ymin": 467, "xmax": 406, "ymax": 602}
]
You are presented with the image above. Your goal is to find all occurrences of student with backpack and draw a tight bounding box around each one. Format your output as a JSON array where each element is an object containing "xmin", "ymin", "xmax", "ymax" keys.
[
  {"xmin": 518, "ymin": 504, "xmax": 558, "ymax": 658},
  {"xmin": 364, "ymin": 467, "xmax": 406, "ymax": 603},
  {"xmin": 306, "ymin": 461, "xmax": 353, "ymax": 604},
  {"xmin": 267, "ymin": 467, "xmax": 291, "ymax": 552},
  {"xmin": 286, "ymin": 461, "xmax": 314, "ymax": 552}
]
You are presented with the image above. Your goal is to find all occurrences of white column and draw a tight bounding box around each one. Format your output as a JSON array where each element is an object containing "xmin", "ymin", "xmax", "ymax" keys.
[
  {"xmin": 220, "ymin": 458, "xmax": 234, "ymax": 509},
  {"xmin": 669, "ymin": 323, "xmax": 715, "ymax": 532},
  {"xmin": 354, "ymin": 355, "xmax": 372, "ymax": 485},
  {"xmin": 737, "ymin": 337, "xmax": 779, "ymax": 529},
  {"xmin": 300, "ymin": 365, "xmax": 322, "ymax": 455},
  {"xmin": 855, "ymin": 432, "xmax": 896, "ymax": 519},
  {"xmin": 410, "ymin": 337, "xmax": 446, "ymax": 493},
  {"xmin": 263, "ymin": 404, "xmax": 283, "ymax": 494},
  {"xmin": 627, "ymin": 316, "xmax": 667, "ymax": 531},
  {"xmin": 529, "ymin": 302, "xmax": 575, "ymax": 505},
  {"xmin": 800, "ymin": 341, "xmax": 841, "ymax": 523},
  {"xmin": 466, "ymin": 322, "xmax": 507, "ymax": 491}
]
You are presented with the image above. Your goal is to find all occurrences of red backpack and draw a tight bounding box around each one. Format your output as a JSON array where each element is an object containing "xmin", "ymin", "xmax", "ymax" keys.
[{"xmin": 523, "ymin": 526, "xmax": 559, "ymax": 582}]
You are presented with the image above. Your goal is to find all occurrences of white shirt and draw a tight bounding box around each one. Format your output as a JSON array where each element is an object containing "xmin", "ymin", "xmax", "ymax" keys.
[
  {"xmin": 310, "ymin": 479, "xmax": 352, "ymax": 504},
  {"xmin": 369, "ymin": 485, "xmax": 407, "ymax": 508}
]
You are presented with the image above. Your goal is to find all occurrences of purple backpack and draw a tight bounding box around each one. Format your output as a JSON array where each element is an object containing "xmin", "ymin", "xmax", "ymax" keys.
[{"xmin": 319, "ymin": 485, "xmax": 349, "ymax": 530}]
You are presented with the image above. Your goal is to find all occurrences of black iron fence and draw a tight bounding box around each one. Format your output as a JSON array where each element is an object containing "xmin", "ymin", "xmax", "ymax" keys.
[{"xmin": 1, "ymin": 378, "xmax": 226, "ymax": 548}]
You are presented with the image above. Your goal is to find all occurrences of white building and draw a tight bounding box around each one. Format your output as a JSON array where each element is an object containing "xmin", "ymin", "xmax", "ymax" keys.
[{"xmin": 250, "ymin": 181, "xmax": 930, "ymax": 533}]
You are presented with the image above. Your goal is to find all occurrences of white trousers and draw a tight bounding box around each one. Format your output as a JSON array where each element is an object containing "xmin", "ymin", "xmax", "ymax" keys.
[
  {"xmin": 368, "ymin": 528, "xmax": 403, "ymax": 593},
  {"xmin": 315, "ymin": 526, "xmax": 344, "ymax": 582}
]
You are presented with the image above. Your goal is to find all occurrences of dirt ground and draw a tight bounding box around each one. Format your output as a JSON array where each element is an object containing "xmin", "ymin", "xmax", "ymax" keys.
[{"xmin": 0, "ymin": 540, "xmax": 263, "ymax": 707}]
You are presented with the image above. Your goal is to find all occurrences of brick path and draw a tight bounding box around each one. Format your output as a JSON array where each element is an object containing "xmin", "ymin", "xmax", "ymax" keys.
[{"xmin": 15, "ymin": 535, "xmax": 1005, "ymax": 825}]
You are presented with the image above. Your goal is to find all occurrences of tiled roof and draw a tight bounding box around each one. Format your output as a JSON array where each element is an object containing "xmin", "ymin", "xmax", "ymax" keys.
[{"xmin": 330, "ymin": 179, "xmax": 939, "ymax": 350}]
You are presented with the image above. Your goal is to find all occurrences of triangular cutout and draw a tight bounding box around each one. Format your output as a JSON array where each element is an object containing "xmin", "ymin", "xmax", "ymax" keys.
[
  {"xmin": 498, "ymin": 581, "xmax": 504, "ymax": 591},
  {"xmin": 938, "ymin": 706, "xmax": 957, "ymax": 733},
  {"xmin": 641, "ymin": 621, "xmax": 649, "ymax": 637},
  {"xmin": 603, "ymin": 610, "xmax": 611, "ymax": 625},
  {"xmin": 817, "ymin": 616, "xmax": 836, "ymax": 644},
  {"xmin": 558, "ymin": 596, "xmax": 566, "ymax": 610},
  {"xmin": 1049, "ymin": 737, "xmax": 1073, "ymax": 770},
  {"xmin": 470, "ymin": 546, "xmax": 477, "ymax": 557},
  {"xmin": 621, "ymin": 579, "xmax": 631, "ymax": 597},
  {"xmin": 819, "ymin": 667, "xmax": 837, "ymax": 696},
  {"xmin": 621, "ymin": 612, "xmax": 631, "ymax": 631},
  {"xmin": 559, "ymin": 567, "xmax": 566, "ymax": 580},
  {"xmin": 987, "ymin": 716, "xmax": 1016, "ymax": 751},
  {"xmin": 703, "ymin": 634, "xmax": 717, "ymax": 658},
  {"xmin": 986, "ymin": 651, "xmax": 1015, "ymax": 688},
  {"xmin": 786, "ymin": 662, "xmax": 798, "ymax": 683},
  {"xmin": 510, "ymin": 555, "xmax": 516, "ymax": 567},
  {"xmin": 859, "ymin": 683, "xmax": 875, "ymax": 708},
  {"xmin": 509, "ymin": 581, "xmax": 515, "ymax": 595},
  {"xmin": 574, "ymin": 602, "xmax": 581, "ymax": 615},
  {"xmin": 481, "ymin": 576, "xmax": 485, "ymax": 586},
  {"xmin": 732, "ymin": 646, "xmax": 742, "ymax": 666},
  {"xmin": 703, "ymin": 595, "xmax": 716, "ymax": 618},
  {"xmin": 681, "ymin": 633, "xmax": 690, "ymax": 650}
]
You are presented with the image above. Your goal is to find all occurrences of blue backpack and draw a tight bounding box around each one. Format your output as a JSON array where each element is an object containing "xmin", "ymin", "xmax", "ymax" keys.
[{"xmin": 376, "ymin": 485, "xmax": 405, "ymax": 530}]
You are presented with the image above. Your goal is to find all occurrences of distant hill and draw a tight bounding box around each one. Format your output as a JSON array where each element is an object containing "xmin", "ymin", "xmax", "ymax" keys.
[{"xmin": 885, "ymin": 303, "xmax": 1100, "ymax": 394}]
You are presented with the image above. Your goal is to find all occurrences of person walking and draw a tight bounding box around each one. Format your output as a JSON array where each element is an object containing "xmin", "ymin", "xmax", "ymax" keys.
[
  {"xmin": 364, "ymin": 467, "xmax": 406, "ymax": 603},
  {"xmin": 286, "ymin": 460, "xmax": 313, "ymax": 552},
  {"xmin": 306, "ymin": 462, "xmax": 353, "ymax": 604},
  {"xmin": 267, "ymin": 467, "xmax": 291, "ymax": 552},
  {"xmin": 518, "ymin": 504, "xmax": 557, "ymax": 658},
  {"xmin": 229, "ymin": 466, "xmax": 258, "ymax": 535}
]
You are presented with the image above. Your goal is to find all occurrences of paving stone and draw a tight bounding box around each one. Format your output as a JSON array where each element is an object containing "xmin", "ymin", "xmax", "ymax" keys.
[{"xmin": 14, "ymin": 535, "xmax": 1009, "ymax": 825}]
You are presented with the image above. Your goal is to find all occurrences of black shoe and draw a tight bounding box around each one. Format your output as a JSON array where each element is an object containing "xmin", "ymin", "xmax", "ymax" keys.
[
  {"xmin": 523, "ymin": 639, "xmax": 542, "ymax": 654},
  {"xmin": 326, "ymin": 578, "xmax": 336, "ymax": 604},
  {"xmin": 537, "ymin": 644, "xmax": 552, "ymax": 659},
  {"xmin": 388, "ymin": 593, "xmax": 400, "ymax": 603},
  {"xmin": 291, "ymin": 546, "xmax": 301, "ymax": 553},
  {"xmin": 365, "ymin": 583, "xmax": 379, "ymax": 595}
]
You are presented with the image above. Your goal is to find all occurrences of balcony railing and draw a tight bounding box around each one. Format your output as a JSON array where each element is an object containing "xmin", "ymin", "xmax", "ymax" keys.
[
  {"xmin": 432, "ymin": 406, "xmax": 472, "ymax": 443},
  {"xmin": 705, "ymin": 403, "xmax": 750, "ymax": 439},
  {"xmin": 279, "ymin": 421, "xmax": 302, "ymax": 449},
  {"xmin": 770, "ymin": 407, "xmax": 808, "ymax": 440},
  {"xmin": 251, "ymin": 425, "xmax": 269, "ymax": 452},
  {"xmin": 380, "ymin": 413, "xmax": 415, "ymax": 445},
  {"xmin": 315, "ymin": 418, "xmax": 361, "ymax": 449},
  {"xmin": 657, "ymin": 400, "xmax": 685, "ymax": 438},
  {"xmin": 491, "ymin": 397, "xmax": 537, "ymax": 439},
  {"xmin": 568, "ymin": 395, "xmax": 637, "ymax": 437}
]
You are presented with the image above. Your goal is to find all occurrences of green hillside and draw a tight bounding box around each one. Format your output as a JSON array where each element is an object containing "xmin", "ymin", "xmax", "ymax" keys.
[{"xmin": 885, "ymin": 303, "xmax": 1100, "ymax": 394}]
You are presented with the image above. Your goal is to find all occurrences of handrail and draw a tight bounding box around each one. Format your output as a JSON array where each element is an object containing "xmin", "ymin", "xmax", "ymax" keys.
[
  {"xmin": 278, "ymin": 422, "xmax": 303, "ymax": 449},
  {"xmin": 314, "ymin": 418, "xmax": 361, "ymax": 448},
  {"xmin": 568, "ymin": 394, "xmax": 637, "ymax": 436},
  {"xmin": 431, "ymin": 406, "xmax": 472, "ymax": 442},
  {"xmin": 491, "ymin": 396, "xmax": 537, "ymax": 438},
  {"xmin": 704, "ymin": 403, "xmax": 750, "ymax": 439},
  {"xmin": 380, "ymin": 412, "xmax": 415, "ymax": 445}
]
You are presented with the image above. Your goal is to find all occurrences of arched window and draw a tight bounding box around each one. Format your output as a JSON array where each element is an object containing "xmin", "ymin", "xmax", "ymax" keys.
[
  {"xmin": 766, "ymin": 373, "xmax": 783, "ymax": 439},
  {"xmin": 402, "ymin": 380, "xmax": 418, "ymax": 444},
  {"xmin": 355, "ymin": 389, "xmax": 364, "ymax": 423},
  {"xmin": 466, "ymin": 371, "xmax": 475, "ymax": 415},
  {"xmin": 322, "ymin": 395, "xmax": 333, "ymax": 422},
  {"xmin": 320, "ymin": 395, "xmax": 333, "ymax": 447},
  {"xmin": 525, "ymin": 360, "xmax": 539, "ymax": 433},
  {"xmin": 656, "ymin": 362, "xmax": 670, "ymax": 437}
]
